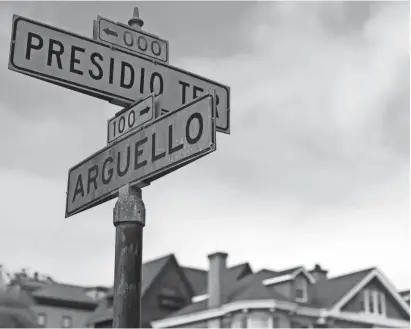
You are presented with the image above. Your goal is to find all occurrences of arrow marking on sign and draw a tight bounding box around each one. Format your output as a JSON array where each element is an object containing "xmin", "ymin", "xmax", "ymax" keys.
[
  {"xmin": 103, "ymin": 27, "xmax": 118, "ymax": 37},
  {"xmin": 140, "ymin": 106, "xmax": 151, "ymax": 115}
]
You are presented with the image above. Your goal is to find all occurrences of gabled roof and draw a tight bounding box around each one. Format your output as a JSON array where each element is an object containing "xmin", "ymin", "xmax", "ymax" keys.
[
  {"xmin": 181, "ymin": 267, "xmax": 207, "ymax": 296},
  {"xmin": 104, "ymin": 253, "xmax": 175, "ymax": 299},
  {"xmin": 141, "ymin": 254, "xmax": 174, "ymax": 296},
  {"xmin": 310, "ymin": 267, "xmax": 374, "ymax": 308},
  {"xmin": 263, "ymin": 266, "xmax": 316, "ymax": 286},
  {"xmin": 231, "ymin": 271, "xmax": 290, "ymax": 303},
  {"xmin": 168, "ymin": 270, "xmax": 291, "ymax": 318},
  {"xmin": 272, "ymin": 266, "xmax": 301, "ymax": 277},
  {"xmin": 163, "ymin": 267, "xmax": 380, "ymax": 320},
  {"xmin": 228, "ymin": 263, "xmax": 253, "ymax": 281},
  {"xmin": 153, "ymin": 264, "xmax": 410, "ymax": 329},
  {"xmin": 331, "ymin": 268, "xmax": 410, "ymax": 316},
  {"xmin": 32, "ymin": 283, "xmax": 97, "ymax": 305}
]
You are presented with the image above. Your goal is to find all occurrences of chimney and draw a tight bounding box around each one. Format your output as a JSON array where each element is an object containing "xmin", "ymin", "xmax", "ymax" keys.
[
  {"xmin": 207, "ymin": 252, "xmax": 228, "ymax": 309},
  {"xmin": 310, "ymin": 264, "xmax": 328, "ymax": 282}
]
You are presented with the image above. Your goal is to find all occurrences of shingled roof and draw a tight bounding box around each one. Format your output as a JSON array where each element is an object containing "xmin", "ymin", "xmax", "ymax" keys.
[
  {"xmin": 31, "ymin": 283, "xmax": 97, "ymax": 305},
  {"xmin": 104, "ymin": 254, "xmax": 174, "ymax": 298},
  {"xmin": 165, "ymin": 266, "xmax": 378, "ymax": 320},
  {"xmin": 88, "ymin": 257, "xmax": 254, "ymax": 326},
  {"xmin": 309, "ymin": 267, "xmax": 374, "ymax": 308},
  {"xmin": 12, "ymin": 275, "xmax": 107, "ymax": 312},
  {"xmin": 181, "ymin": 267, "xmax": 207, "ymax": 296},
  {"xmin": 189, "ymin": 263, "xmax": 253, "ymax": 297},
  {"xmin": 168, "ymin": 269, "xmax": 291, "ymax": 318}
]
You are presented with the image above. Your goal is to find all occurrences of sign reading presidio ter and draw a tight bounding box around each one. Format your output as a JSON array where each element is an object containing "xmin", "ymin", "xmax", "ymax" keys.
[
  {"xmin": 66, "ymin": 94, "xmax": 216, "ymax": 217},
  {"xmin": 8, "ymin": 15, "xmax": 230, "ymax": 134}
]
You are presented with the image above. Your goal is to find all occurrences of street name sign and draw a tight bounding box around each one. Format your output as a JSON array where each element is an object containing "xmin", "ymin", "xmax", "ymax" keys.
[
  {"xmin": 65, "ymin": 93, "xmax": 216, "ymax": 218},
  {"xmin": 96, "ymin": 16, "xmax": 169, "ymax": 63},
  {"xmin": 8, "ymin": 15, "xmax": 230, "ymax": 134},
  {"xmin": 107, "ymin": 93, "xmax": 154, "ymax": 144}
]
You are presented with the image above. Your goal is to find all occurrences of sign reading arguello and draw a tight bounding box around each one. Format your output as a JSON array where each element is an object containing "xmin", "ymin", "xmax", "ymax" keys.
[{"xmin": 66, "ymin": 94, "xmax": 216, "ymax": 217}]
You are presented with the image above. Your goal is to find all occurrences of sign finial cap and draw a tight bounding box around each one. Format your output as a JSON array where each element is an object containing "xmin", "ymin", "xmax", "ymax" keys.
[{"xmin": 128, "ymin": 7, "xmax": 144, "ymax": 29}]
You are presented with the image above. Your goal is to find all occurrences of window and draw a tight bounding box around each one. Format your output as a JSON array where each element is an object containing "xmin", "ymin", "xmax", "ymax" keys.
[
  {"xmin": 273, "ymin": 316, "xmax": 280, "ymax": 328},
  {"xmin": 62, "ymin": 315, "xmax": 72, "ymax": 328},
  {"xmin": 369, "ymin": 290, "xmax": 374, "ymax": 313},
  {"xmin": 361, "ymin": 289, "xmax": 370, "ymax": 312},
  {"xmin": 295, "ymin": 277, "xmax": 308, "ymax": 302},
  {"xmin": 247, "ymin": 315, "xmax": 271, "ymax": 328},
  {"xmin": 361, "ymin": 289, "xmax": 386, "ymax": 316},
  {"xmin": 37, "ymin": 313, "xmax": 46, "ymax": 327},
  {"xmin": 377, "ymin": 291, "xmax": 386, "ymax": 315},
  {"xmin": 231, "ymin": 316, "xmax": 243, "ymax": 328},
  {"xmin": 158, "ymin": 295, "xmax": 185, "ymax": 310}
]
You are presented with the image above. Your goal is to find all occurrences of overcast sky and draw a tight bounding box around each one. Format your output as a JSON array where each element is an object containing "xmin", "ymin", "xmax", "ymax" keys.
[{"xmin": 0, "ymin": 1, "xmax": 409, "ymax": 291}]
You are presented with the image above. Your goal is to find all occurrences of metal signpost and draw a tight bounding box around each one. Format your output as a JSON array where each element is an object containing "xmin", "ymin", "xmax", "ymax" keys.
[{"xmin": 8, "ymin": 7, "xmax": 228, "ymax": 328}]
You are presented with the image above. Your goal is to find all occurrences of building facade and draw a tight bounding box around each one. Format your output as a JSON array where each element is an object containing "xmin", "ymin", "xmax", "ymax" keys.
[
  {"xmin": 86, "ymin": 254, "xmax": 253, "ymax": 328},
  {"xmin": 10, "ymin": 271, "xmax": 108, "ymax": 328},
  {"xmin": 152, "ymin": 252, "xmax": 410, "ymax": 328}
]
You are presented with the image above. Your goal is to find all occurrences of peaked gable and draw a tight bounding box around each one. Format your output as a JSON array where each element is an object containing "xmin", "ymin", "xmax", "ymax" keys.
[
  {"xmin": 311, "ymin": 268, "xmax": 373, "ymax": 308},
  {"xmin": 149, "ymin": 254, "xmax": 196, "ymax": 298},
  {"xmin": 182, "ymin": 267, "xmax": 207, "ymax": 296},
  {"xmin": 229, "ymin": 263, "xmax": 253, "ymax": 281},
  {"xmin": 141, "ymin": 254, "xmax": 175, "ymax": 296},
  {"xmin": 152, "ymin": 265, "xmax": 410, "ymax": 329},
  {"xmin": 334, "ymin": 269, "xmax": 410, "ymax": 319},
  {"xmin": 341, "ymin": 277, "xmax": 409, "ymax": 321},
  {"xmin": 263, "ymin": 266, "xmax": 315, "ymax": 286}
]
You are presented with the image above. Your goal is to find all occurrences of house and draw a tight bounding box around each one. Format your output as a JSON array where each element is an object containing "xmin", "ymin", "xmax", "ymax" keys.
[
  {"xmin": 399, "ymin": 290, "xmax": 410, "ymax": 305},
  {"xmin": 86, "ymin": 254, "xmax": 253, "ymax": 328},
  {"xmin": 151, "ymin": 252, "xmax": 410, "ymax": 328},
  {"xmin": 9, "ymin": 270, "xmax": 109, "ymax": 328}
]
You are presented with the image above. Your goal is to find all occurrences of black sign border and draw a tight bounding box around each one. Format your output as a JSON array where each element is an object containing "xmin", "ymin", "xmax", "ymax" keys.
[
  {"xmin": 8, "ymin": 15, "xmax": 230, "ymax": 134},
  {"xmin": 106, "ymin": 94, "xmax": 155, "ymax": 144},
  {"xmin": 97, "ymin": 16, "xmax": 169, "ymax": 63}
]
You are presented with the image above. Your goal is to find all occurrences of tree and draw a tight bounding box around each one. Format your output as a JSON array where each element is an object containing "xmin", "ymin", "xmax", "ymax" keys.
[{"xmin": 0, "ymin": 285, "xmax": 40, "ymax": 328}]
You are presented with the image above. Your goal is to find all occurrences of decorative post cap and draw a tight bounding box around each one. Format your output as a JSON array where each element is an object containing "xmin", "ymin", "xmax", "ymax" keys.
[{"xmin": 128, "ymin": 7, "xmax": 144, "ymax": 30}]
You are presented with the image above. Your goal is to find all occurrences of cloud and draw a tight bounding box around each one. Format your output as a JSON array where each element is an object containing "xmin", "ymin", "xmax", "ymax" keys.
[
  {"xmin": 174, "ymin": 1, "xmax": 409, "ymax": 209},
  {"xmin": 0, "ymin": 2, "xmax": 408, "ymax": 289}
]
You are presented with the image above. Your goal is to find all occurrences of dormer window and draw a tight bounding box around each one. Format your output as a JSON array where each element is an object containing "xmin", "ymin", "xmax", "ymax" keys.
[
  {"xmin": 361, "ymin": 289, "xmax": 386, "ymax": 316},
  {"xmin": 158, "ymin": 288, "xmax": 185, "ymax": 311},
  {"xmin": 295, "ymin": 277, "xmax": 308, "ymax": 302}
]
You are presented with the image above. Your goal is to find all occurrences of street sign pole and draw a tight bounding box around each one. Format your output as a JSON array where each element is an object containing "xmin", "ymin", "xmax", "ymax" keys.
[{"xmin": 112, "ymin": 8, "xmax": 145, "ymax": 329}]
